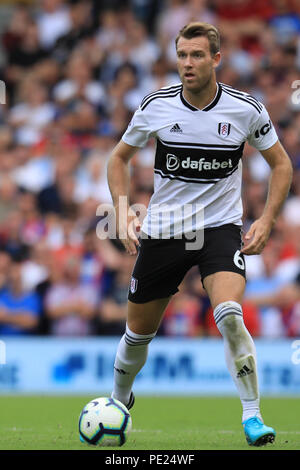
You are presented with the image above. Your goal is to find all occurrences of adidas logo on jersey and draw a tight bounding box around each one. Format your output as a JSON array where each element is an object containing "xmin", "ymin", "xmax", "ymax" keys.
[
  {"xmin": 170, "ymin": 123, "xmax": 183, "ymax": 133},
  {"xmin": 236, "ymin": 365, "xmax": 254, "ymax": 378}
]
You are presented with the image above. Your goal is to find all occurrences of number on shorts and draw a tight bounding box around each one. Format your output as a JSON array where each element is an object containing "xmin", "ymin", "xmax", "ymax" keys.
[{"xmin": 233, "ymin": 250, "xmax": 245, "ymax": 270}]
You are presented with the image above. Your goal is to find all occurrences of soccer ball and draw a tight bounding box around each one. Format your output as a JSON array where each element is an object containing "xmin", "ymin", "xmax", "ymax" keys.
[{"xmin": 78, "ymin": 397, "xmax": 132, "ymax": 447}]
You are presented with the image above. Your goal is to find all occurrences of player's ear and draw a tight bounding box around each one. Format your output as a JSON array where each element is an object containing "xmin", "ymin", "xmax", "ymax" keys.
[{"xmin": 213, "ymin": 52, "xmax": 221, "ymax": 68}]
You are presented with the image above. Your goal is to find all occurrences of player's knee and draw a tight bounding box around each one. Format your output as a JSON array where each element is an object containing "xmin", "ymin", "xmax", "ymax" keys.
[
  {"xmin": 213, "ymin": 300, "xmax": 244, "ymax": 333},
  {"xmin": 124, "ymin": 323, "xmax": 157, "ymax": 346}
]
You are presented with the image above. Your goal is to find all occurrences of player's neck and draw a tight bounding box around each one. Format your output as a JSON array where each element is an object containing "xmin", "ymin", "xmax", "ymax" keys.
[{"xmin": 182, "ymin": 80, "xmax": 218, "ymax": 111}]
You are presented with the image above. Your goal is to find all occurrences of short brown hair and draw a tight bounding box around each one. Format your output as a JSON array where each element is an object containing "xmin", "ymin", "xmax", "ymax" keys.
[{"xmin": 175, "ymin": 22, "xmax": 220, "ymax": 56}]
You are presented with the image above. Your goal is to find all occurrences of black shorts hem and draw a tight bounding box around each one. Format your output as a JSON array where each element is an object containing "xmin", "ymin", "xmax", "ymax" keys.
[
  {"xmin": 201, "ymin": 267, "xmax": 246, "ymax": 287},
  {"xmin": 128, "ymin": 289, "xmax": 178, "ymax": 304}
]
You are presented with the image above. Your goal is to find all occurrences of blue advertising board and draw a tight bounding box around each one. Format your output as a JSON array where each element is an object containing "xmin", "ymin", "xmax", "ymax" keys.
[{"xmin": 0, "ymin": 337, "xmax": 299, "ymax": 395}]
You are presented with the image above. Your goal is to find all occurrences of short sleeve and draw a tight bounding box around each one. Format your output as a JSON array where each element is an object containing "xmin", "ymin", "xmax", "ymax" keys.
[
  {"xmin": 247, "ymin": 105, "xmax": 278, "ymax": 151},
  {"xmin": 122, "ymin": 106, "xmax": 153, "ymax": 148}
]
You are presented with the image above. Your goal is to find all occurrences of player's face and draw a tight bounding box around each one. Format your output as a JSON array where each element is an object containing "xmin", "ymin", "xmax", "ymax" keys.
[{"xmin": 176, "ymin": 36, "xmax": 220, "ymax": 93}]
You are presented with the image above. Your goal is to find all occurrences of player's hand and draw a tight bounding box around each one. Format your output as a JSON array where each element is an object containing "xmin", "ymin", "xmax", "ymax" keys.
[
  {"xmin": 241, "ymin": 217, "xmax": 273, "ymax": 255},
  {"xmin": 116, "ymin": 206, "xmax": 141, "ymax": 256}
]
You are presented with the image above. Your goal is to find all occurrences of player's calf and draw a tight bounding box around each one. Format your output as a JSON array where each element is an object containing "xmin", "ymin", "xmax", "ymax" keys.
[
  {"xmin": 111, "ymin": 324, "xmax": 157, "ymax": 406},
  {"xmin": 214, "ymin": 301, "xmax": 261, "ymax": 419}
]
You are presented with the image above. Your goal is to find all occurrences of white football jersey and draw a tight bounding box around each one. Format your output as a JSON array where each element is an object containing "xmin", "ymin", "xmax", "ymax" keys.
[{"xmin": 122, "ymin": 82, "xmax": 278, "ymax": 237}]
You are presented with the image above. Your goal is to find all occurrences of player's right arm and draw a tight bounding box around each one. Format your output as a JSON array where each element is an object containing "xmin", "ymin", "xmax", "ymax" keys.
[
  {"xmin": 107, "ymin": 140, "xmax": 141, "ymax": 255},
  {"xmin": 242, "ymin": 104, "xmax": 293, "ymax": 255},
  {"xmin": 108, "ymin": 97, "xmax": 154, "ymax": 254}
]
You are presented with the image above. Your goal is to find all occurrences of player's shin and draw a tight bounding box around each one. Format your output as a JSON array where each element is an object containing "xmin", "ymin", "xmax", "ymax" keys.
[
  {"xmin": 111, "ymin": 323, "xmax": 157, "ymax": 407},
  {"xmin": 213, "ymin": 301, "xmax": 261, "ymax": 422}
]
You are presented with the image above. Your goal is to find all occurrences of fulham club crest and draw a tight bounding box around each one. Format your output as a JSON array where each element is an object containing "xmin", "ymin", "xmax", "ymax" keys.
[
  {"xmin": 130, "ymin": 277, "xmax": 138, "ymax": 294},
  {"xmin": 218, "ymin": 122, "xmax": 231, "ymax": 138}
]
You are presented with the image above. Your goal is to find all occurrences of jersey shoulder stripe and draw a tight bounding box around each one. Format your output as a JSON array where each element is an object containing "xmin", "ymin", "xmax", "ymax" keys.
[
  {"xmin": 141, "ymin": 83, "xmax": 182, "ymax": 106},
  {"xmin": 222, "ymin": 88, "xmax": 262, "ymax": 114},
  {"xmin": 140, "ymin": 85, "xmax": 182, "ymax": 111},
  {"xmin": 220, "ymin": 83, "xmax": 263, "ymax": 110},
  {"xmin": 220, "ymin": 82, "xmax": 262, "ymax": 101},
  {"xmin": 220, "ymin": 83, "xmax": 262, "ymax": 114}
]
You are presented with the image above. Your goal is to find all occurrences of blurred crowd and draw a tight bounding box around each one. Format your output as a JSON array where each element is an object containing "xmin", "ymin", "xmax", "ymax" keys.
[{"xmin": 0, "ymin": 0, "xmax": 299, "ymax": 338}]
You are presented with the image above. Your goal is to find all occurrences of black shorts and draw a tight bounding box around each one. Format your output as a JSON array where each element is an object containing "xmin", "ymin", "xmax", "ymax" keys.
[{"xmin": 128, "ymin": 224, "xmax": 246, "ymax": 304}]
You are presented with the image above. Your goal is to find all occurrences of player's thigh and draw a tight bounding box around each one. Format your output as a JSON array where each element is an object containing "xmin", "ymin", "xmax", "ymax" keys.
[
  {"xmin": 127, "ymin": 297, "xmax": 171, "ymax": 335},
  {"xmin": 128, "ymin": 236, "xmax": 193, "ymax": 303},
  {"xmin": 203, "ymin": 271, "xmax": 246, "ymax": 310},
  {"xmin": 199, "ymin": 224, "xmax": 246, "ymax": 309}
]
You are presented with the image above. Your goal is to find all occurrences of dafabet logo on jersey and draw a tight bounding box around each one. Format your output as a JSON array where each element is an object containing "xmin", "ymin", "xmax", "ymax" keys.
[{"xmin": 166, "ymin": 153, "xmax": 233, "ymax": 172}]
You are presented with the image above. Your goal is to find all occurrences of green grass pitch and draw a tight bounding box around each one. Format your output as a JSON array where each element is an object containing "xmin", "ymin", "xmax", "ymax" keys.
[{"xmin": 0, "ymin": 396, "xmax": 299, "ymax": 450}]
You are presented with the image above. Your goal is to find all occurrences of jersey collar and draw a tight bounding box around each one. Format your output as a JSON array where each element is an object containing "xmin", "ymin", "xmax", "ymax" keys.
[{"xmin": 180, "ymin": 82, "xmax": 222, "ymax": 112}]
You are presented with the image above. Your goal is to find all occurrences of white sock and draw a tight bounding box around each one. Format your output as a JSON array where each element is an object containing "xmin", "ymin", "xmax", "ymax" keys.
[
  {"xmin": 241, "ymin": 398, "xmax": 262, "ymax": 423},
  {"xmin": 214, "ymin": 301, "xmax": 262, "ymax": 423},
  {"xmin": 111, "ymin": 324, "xmax": 156, "ymax": 406}
]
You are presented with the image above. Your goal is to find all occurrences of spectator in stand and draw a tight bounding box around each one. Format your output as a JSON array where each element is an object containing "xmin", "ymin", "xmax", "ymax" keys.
[
  {"xmin": 2, "ymin": 5, "xmax": 31, "ymax": 58},
  {"xmin": 5, "ymin": 19, "xmax": 49, "ymax": 94},
  {"xmin": 0, "ymin": 176, "xmax": 19, "ymax": 225},
  {"xmin": 21, "ymin": 241, "xmax": 50, "ymax": 293},
  {"xmin": 244, "ymin": 238, "xmax": 288, "ymax": 337},
  {"xmin": 17, "ymin": 190, "xmax": 46, "ymax": 247},
  {"xmin": 36, "ymin": 0, "xmax": 71, "ymax": 51},
  {"xmin": 244, "ymin": 245, "xmax": 300, "ymax": 337},
  {"xmin": 8, "ymin": 77, "xmax": 56, "ymax": 146},
  {"xmin": 80, "ymin": 227, "xmax": 105, "ymax": 288},
  {"xmin": 34, "ymin": 246, "xmax": 65, "ymax": 335},
  {"xmin": 215, "ymin": 0, "xmax": 275, "ymax": 55},
  {"xmin": 0, "ymin": 210, "xmax": 29, "ymax": 262},
  {"xmin": 98, "ymin": 252, "xmax": 136, "ymax": 335},
  {"xmin": 36, "ymin": 140, "xmax": 81, "ymax": 216},
  {"xmin": 51, "ymin": 216, "xmax": 83, "ymax": 267},
  {"xmin": 126, "ymin": 19, "xmax": 161, "ymax": 75},
  {"xmin": 283, "ymin": 165, "xmax": 300, "ymax": 226},
  {"xmin": 53, "ymin": 52, "xmax": 106, "ymax": 109},
  {"xmin": 3, "ymin": 18, "xmax": 48, "ymax": 102},
  {"xmin": 161, "ymin": 289, "xmax": 201, "ymax": 337},
  {"xmin": 96, "ymin": 8, "xmax": 125, "ymax": 55},
  {"xmin": 44, "ymin": 254, "xmax": 98, "ymax": 336},
  {"xmin": 0, "ymin": 258, "xmax": 41, "ymax": 335},
  {"xmin": 268, "ymin": 0, "xmax": 300, "ymax": 45},
  {"xmin": 51, "ymin": 0, "xmax": 94, "ymax": 65},
  {"xmin": 11, "ymin": 141, "xmax": 55, "ymax": 194},
  {"xmin": 0, "ymin": 250, "xmax": 11, "ymax": 293},
  {"xmin": 130, "ymin": 0, "xmax": 162, "ymax": 34},
  {"xmin": 286, "ymin": 272, "xmax": 300, "ymax": 336},
  {"xmin": 74, "ymin": 150, "xmax": 112, "ymax": 205}
]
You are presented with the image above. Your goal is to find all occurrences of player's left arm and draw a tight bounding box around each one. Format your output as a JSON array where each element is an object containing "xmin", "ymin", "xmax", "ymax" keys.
[{"xmin": 242, "ymin": 140, "xmax": 293, "ymax": 255}]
